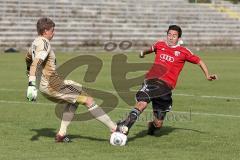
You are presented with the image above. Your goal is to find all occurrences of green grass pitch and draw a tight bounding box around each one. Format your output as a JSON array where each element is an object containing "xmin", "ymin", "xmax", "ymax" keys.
[{"xmin": 0, "ymin": 49, "xmax": 240, "ymax": 160}]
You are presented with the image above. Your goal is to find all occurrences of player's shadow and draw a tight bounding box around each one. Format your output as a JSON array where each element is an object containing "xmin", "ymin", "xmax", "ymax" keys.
[
  {"xmin": 30, "ymin": 128, "xmax": 107, "ymax": 142},
  {"xmin": 128, "ymin": 126, "xmax": 205, "ymax": 142}
]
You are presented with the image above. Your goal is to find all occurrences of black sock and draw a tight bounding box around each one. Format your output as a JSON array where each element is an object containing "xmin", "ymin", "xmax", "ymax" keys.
[{"xmin": 123, "ymin": 108, "xmax": 141, "ymax": 129}]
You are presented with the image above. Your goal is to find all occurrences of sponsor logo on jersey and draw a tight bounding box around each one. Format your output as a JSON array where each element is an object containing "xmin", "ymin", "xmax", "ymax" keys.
[
  {"xmin": 174, "ymin": 51, "xmax": 181, "ymax": 56},
  {"xmin": 160, "ymin": 54, "xmax": 174, "ymax": 62}
]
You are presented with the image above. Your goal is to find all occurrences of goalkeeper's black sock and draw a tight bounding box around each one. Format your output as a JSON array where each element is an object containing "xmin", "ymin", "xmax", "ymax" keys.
[{"xmin": 122, "ymin": 108, "xmax": 141, "ymax": 129}]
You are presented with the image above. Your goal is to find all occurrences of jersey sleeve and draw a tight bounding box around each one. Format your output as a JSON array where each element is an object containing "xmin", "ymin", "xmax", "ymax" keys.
[
  {"xmin": 34, "ymin": 39, "xmax": 50, "ymax": 61},
  {"xmin": 184, "ymin": 48, "xmax": 201, "ymax": 64},
  {"xmin": 150, "ymin": 44, "xmax": 155, "ymax": 52},
  {"xmin": 150, "ymin": 41, "xmax": 161, "ymax": 53}
]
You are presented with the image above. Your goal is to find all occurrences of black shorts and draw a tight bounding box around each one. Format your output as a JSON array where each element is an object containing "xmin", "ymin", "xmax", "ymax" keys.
[
  {"xmin": 136, "ymin": 79, "xmax": 172, "ymax": 103},
  {"xmin": 151, "ymin": 93, "xmax": 172, "ymax": 120},
  {"xmin": 136, "ymin": 79, "xmax": 173, "ymax": 118}
]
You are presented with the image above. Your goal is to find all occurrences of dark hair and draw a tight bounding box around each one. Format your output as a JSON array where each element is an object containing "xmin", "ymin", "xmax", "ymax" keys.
[
  {"xmin": 36, "ymin": 17, "xmax": 55, "ymax": 35},
  {"xmin": 167, "ymin": 25, "xmax": 182, "ymax": 38}
]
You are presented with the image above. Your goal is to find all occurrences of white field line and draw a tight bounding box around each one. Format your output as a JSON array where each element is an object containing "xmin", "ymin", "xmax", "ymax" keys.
[
  {"xmin": 1, "ymin": 88, "xmax": 240, "ymax": 100},
  {"xmin": 0, "ymin": 99, "xmax": 240, "ymax": 119},
  {"xmin": 172, "ymin": 111, "xmax": 240, "ymax": 118},
  {"xmin": 0, "ymin": 99, "xmax": 54, "ymax": 106},
  {"xmin": 174, "ymin": 93, "xmax": 240, "ymax": 100}
]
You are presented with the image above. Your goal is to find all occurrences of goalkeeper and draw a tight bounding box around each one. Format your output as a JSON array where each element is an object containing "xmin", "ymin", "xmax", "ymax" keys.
[{"xmin": 25, "ymin": 17, "xmax": 117, "ymax": 142}]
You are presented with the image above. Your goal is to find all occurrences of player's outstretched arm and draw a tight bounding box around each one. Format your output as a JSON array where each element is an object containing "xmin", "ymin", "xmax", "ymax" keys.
[
  {"xmin": 26, "ymin": 58, "xmax": 44, "ymax": 101},
  {"xmin": 139, "ymin": 49, "xmax": 154, "ymax": 58},
  {"xmin": 198, "ymin": 60, "xmax": 218, "ymax": 81}
]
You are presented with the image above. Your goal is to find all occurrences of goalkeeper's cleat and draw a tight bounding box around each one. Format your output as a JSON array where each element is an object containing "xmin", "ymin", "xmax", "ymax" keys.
[
  {"xmin": 116, "ymin": 121, "xmax": 129, "ymax": 135},
  {"xmin": 55, "ymin": 134, "xmax": 71, "ymax": 143}
]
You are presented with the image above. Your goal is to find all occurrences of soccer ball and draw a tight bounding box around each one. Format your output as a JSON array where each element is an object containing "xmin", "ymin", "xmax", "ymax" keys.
[{"xmin": 110, "ymin": 132, "xmax": 127, "ymax": 146}]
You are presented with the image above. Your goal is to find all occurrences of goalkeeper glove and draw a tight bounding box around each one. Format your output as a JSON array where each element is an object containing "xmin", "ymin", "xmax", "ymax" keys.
[{"xmin": 27, "ymin": 81, "xmax": 37, "ymax": 101}]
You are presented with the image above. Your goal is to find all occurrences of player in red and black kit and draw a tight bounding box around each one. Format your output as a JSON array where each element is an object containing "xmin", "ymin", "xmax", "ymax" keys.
[{"xmin": 117, "ymin": 25, "xmax": 218, "ymax": 136}]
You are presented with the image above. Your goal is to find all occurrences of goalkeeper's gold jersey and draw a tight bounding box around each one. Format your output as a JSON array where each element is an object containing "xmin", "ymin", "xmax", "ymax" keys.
[
  {"xmin": 30, "ymin": 36, "xmax": 57, "ymax": 79},
  {"xmin": 26, "ymin": 36, "xmax": 64, "ymax": 90}
]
